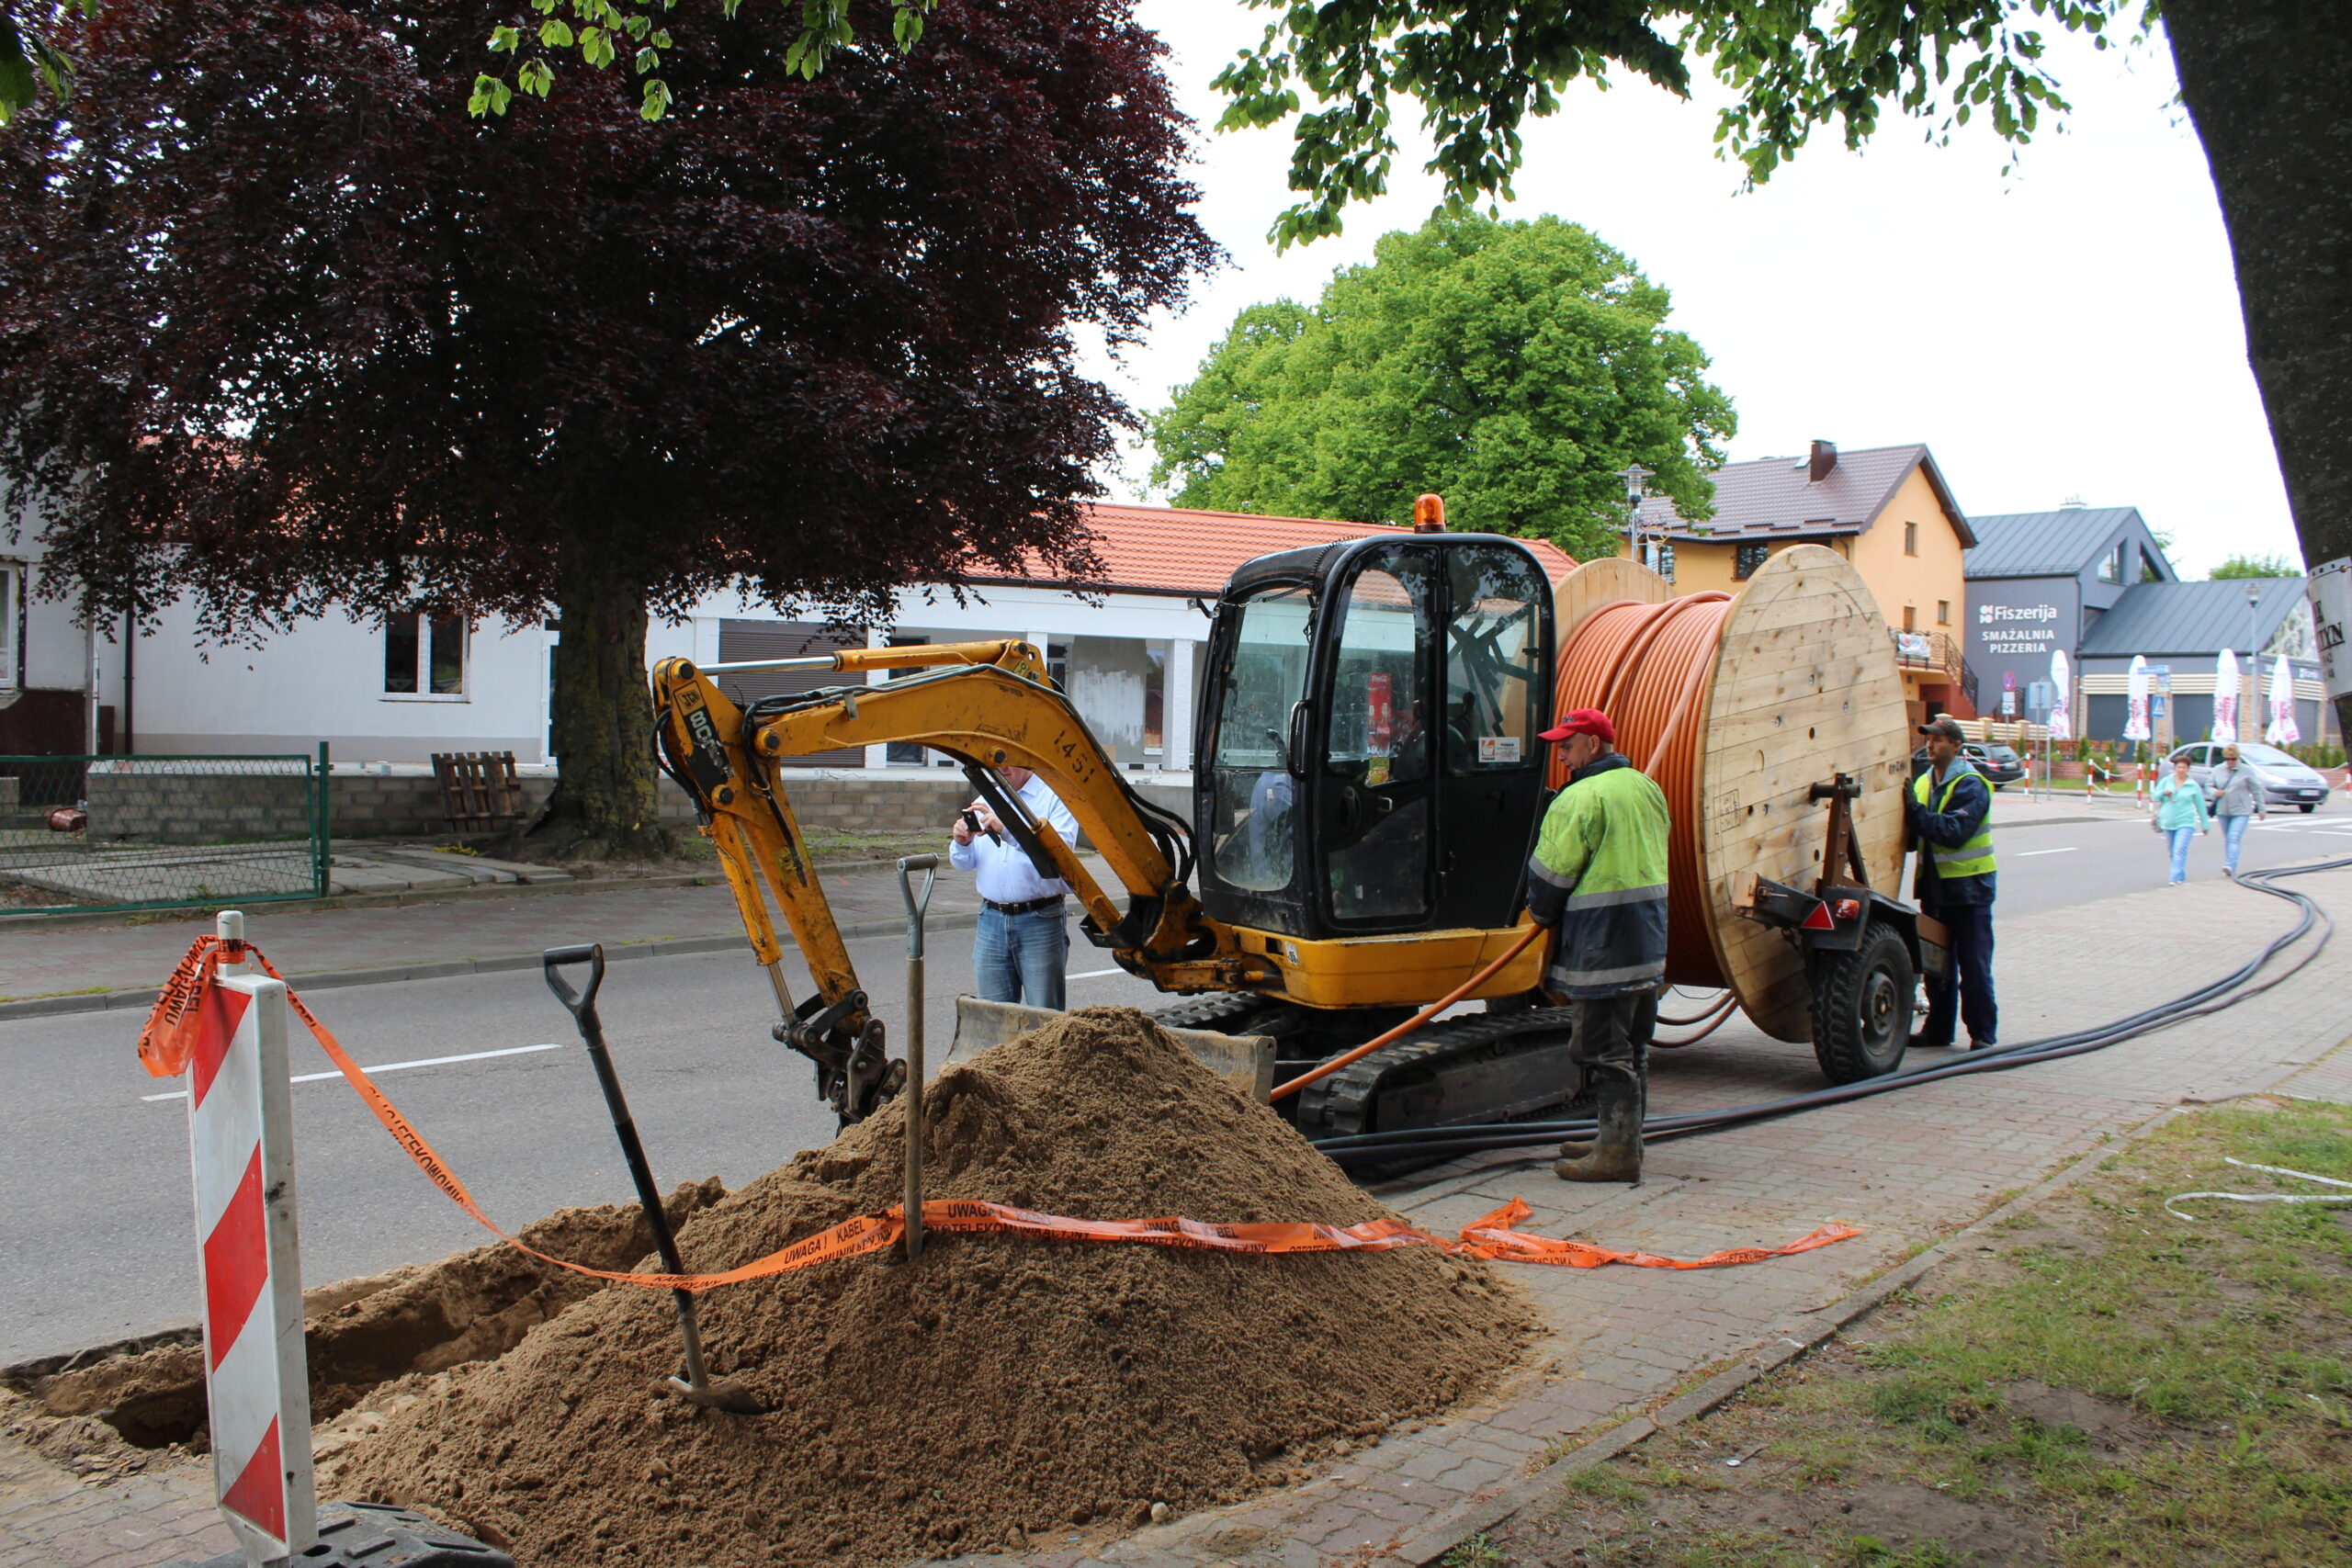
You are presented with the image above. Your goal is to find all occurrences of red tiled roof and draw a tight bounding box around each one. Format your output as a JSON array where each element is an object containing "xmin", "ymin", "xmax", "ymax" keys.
[{"xmin": 971, "ymin": 502, "xmax": 1579, "ymax": 596}]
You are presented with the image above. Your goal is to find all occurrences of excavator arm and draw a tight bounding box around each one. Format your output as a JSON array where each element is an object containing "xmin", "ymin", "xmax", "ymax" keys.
[{"xmin": 650, "ymin": 640, "xmax": 1254, "ymax": 1121}]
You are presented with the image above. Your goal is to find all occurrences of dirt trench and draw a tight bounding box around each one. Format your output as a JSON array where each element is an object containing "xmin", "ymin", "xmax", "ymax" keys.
[{"xmin": 2, "ymin": 1179, "xmax": 724, "ymax": 1461}]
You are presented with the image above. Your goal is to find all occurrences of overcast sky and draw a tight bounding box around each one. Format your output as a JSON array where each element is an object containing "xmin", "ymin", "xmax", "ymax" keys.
[{"xmin": 1081, "ymin": 6, "xmax": 2296, "ymax": 581}]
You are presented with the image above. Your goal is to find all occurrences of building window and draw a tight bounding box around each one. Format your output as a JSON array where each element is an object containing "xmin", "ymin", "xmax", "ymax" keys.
[
  {"xmin": 1144, "ymin": 645, "xmax": 1167, "ymax": 756},
  {"xmin": 2138, "ymin": 549, "xmax": 2164, "ymax": 583},
  {"xmin": 2097, "ymin": 542, "xmax": 2123, "ymax": 584},
  {"xmin": 1638, "ymin": 540, "xmax": 1675, "ymax": 581},
  {"xmin": 1902, "ymin": 604, "xmax": 1917, "ymax": 632},
  {"xmin": 385, "ymin": 609, "xmax": 467, "ymax": 698},
  {"xmin": 1936, "ymin": 601, "xmax": 1950, "ymax": 626},
  {"xmin": 1733, "ymin": 543, "xmax": 1770, "ymax": 580},
  {"xmin": 0, "ymin": 562, "xmax": 19, "ymax": 694},
  {"xmin": 1903, "ymin": 522, "xmax": 1918, "ymax": 557}
]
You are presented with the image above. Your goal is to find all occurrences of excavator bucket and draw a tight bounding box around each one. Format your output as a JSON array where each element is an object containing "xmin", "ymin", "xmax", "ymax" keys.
[{"xmin": 947, "ymin": 998, "xmax": 1277, "ymax": 1103}]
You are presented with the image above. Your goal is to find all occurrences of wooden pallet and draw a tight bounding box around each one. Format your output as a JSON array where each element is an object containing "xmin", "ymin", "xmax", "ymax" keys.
[{"xmin": 431, "ymin": 750, "xmax": 526, "ymax": 832}]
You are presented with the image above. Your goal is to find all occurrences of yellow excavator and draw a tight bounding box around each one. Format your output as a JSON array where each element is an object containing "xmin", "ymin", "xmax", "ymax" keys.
[{"xmin": 651, "ymin": 528, "xmax": 1577, "ymax": 1135}]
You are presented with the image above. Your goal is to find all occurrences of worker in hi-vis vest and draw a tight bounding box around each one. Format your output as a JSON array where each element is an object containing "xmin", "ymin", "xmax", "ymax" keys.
[
  {"xmin": 1907, "ymin": 716, "xmax": 1997, "ymax": 1050},
  {"xmin": 1525, "ymin": 707, "xmax": 1671, "ymax": 1185}
]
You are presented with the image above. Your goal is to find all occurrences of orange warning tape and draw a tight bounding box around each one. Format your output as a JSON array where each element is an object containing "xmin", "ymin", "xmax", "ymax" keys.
[
  {"xmin": 141, "ymin": 937, "xmax": 1860, "ymax": 1292},
  {"xmin": 1453, "ymin": 1197, "xmax": 1860, "ymax": 1269}
]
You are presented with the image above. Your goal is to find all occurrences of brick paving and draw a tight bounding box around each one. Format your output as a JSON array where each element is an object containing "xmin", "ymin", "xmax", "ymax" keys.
[{"xmin": 5, "ymin": 849, "xmax": 2344, "ymax": 1568}]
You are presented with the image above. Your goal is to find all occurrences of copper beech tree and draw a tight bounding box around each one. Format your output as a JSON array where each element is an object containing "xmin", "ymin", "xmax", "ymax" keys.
[{"xmin": 0, "ymin": 0, "xmax": 1214, "ymax": 855}]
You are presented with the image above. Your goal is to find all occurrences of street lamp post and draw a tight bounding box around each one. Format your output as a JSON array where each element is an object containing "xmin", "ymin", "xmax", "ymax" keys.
[
  {"xmin": 1618, "ymin": 461, "xmax": 1656, "ymax": 571},
  {"xmin": 2246, "ymin": 580, "xmax": 2262, "ymax": 741}
]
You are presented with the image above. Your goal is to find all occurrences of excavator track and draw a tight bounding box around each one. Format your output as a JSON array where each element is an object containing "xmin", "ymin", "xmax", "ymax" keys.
[
  {"xmin": 1293, "ymin": 1008, "xmax": 1583, "ymax": 1140},
  {"xmin": 1153, "ymin": 996, "xmax": 1586, "ymax": 1143},
  {"xmin": 1146, "ymin": 992, "xmax": 1287, "ymax": 1034}
]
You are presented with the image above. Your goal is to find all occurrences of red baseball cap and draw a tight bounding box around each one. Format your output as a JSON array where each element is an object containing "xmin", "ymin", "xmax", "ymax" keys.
[{"xmin": 1538, "ymin": 708, "xmax": 1615, "ymax": 745}]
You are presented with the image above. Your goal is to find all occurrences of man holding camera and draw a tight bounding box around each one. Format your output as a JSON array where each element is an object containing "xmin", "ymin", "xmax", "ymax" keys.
[{"xmin": 949, "ymin": 764, "xmax": 1080, "ymax": 1009}]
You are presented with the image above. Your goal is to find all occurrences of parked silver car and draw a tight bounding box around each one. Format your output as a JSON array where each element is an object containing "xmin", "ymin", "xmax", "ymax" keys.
[{"xmin": 2165, "ymin": 740, "xmax": 2332, "ymax": 813}]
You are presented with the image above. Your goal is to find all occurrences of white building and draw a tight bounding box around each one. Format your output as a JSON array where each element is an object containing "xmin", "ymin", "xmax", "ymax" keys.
[
  {"xmin": 0, "ymin": 528, "xmax": 101, "ymax": 757},
  {"xmin": 71, "ymin": 505, "xmax": 1578, "ymax": 770}
]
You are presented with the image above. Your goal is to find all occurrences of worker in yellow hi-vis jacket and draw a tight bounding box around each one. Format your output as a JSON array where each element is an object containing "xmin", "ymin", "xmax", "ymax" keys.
[{"xmin": 1525, "ymin": 708, "xmax": 1671, "ymax": 1185}]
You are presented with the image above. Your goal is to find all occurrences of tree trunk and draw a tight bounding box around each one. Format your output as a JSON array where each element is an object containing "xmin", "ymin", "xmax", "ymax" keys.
[
  {"xmin": 535, "ymin": 547, "xmax": 673, "ymax": 860},
  {"xmin": 2165, "ymin": 1, "xmax": 2352, "ymax": 739}
]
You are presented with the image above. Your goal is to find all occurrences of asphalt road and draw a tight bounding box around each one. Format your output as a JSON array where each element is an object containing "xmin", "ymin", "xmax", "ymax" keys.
[
  {"xmin": 0, "ymin": 927, "xmax": 1170, "ymax": 1364},
  {"xmin": 1984, "ymin": 791, "xmax": 2352, "ymax": 917},
  {"xmin": 5, "ymin": 792, "xmax": 2346, "ymax": 1362}
]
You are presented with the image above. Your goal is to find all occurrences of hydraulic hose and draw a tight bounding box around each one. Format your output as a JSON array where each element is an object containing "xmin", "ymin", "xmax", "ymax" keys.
[
  {"xmin": 1652, "ymin": 989, "xmax": 1738, "ymax": 1049},
  {"xmin": 1310, "ymin": 854, "xmax": 2349, "ymax": 1166}
]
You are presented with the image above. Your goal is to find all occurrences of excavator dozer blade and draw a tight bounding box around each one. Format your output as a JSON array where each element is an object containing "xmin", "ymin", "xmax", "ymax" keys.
[{"xmin": 946, "ymin": 997, "xmax": 1276, "ymax": 1104}]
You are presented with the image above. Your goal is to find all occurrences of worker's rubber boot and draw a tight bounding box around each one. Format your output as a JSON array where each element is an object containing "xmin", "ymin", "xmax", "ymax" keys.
[{"xmin": 1554, "ymin": 1068, "xmax": 1644, "ymax": 1184}]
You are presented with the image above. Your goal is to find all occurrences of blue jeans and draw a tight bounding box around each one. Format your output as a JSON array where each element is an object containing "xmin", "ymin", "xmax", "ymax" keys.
[
  {"xmin": 1920, "ymin": 900, "xmax": 1996, "ymax": 1047},
  {"xmin": 2221, "ymin": 813, "xmax": 2252, "ymax": 874},
  {"xmin": 973, "ymin": 906, "xmax": 1069, "ymax": 1010},
  {"xmin": 2168, "ymin": 827, "xmax": 2197, "ymax": 884}
]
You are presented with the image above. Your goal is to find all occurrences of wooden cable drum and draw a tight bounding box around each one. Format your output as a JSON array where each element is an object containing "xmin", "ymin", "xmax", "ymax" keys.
[{"xmin": 1547, "ymin": 546, "xmax": 1910, "ymax": 1042}]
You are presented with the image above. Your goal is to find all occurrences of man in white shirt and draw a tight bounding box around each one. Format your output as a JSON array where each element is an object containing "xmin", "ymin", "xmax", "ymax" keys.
[{"xmin": 948, "ymin": 764, "xmax": 1080, "ymax": 1009}]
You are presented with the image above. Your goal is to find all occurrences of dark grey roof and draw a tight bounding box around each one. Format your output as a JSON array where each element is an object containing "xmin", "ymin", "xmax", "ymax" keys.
[
  {"xmin": 1964, "ymin": 507, "xmax": 2154, "ymax": 579},
  {"xmin": 1635, "ymin": 443, "xmax": 1973, "ymax": 547},
  {"xmin": 2075, "ymin": 578, "xmax": 2309, "ymax": 659}
]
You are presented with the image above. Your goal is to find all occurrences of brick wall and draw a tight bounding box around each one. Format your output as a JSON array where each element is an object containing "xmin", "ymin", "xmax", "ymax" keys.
[{"xmin": 85, "ymin": 770, "xmax": 315, "ymax": 845}]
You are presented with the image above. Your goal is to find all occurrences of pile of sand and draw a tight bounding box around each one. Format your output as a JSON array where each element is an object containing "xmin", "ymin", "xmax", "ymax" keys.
[{"xmin": 331, "ymin": 1008, "xmax": 1532, "ymax": 1565}]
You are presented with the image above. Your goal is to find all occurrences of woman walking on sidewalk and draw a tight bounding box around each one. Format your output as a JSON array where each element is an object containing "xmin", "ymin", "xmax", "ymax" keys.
[
  {"xmin": 2152, "ymin": 754, "xmax": 2211, "ymax": 886},
  {"xmin": 2211, "ymin": 744, "xmax": 2265, "ymax": 877}
]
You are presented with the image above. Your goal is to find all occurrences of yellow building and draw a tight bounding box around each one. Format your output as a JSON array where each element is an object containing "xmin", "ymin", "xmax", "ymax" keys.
[{"xmin": 1623, "ymin": 441, "xmax": 1979, "ymax": 722}]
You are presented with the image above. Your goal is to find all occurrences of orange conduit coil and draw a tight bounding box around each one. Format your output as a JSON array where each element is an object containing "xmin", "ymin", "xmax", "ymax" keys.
[{"xmin": 1547, "ymin": 593, "xmax": 1735, "ymax": 990}]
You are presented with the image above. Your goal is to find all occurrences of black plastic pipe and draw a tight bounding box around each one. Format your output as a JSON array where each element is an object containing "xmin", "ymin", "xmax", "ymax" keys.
[{"xmin": 1312, "ymin": 854, "xmax": 2350, "ymax": 1166}]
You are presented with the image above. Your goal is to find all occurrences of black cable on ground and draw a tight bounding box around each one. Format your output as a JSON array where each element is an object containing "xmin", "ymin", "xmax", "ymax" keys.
[{"xmin": 1311, "ymin": 854, "xmax": 2352, "ymax": 1167}]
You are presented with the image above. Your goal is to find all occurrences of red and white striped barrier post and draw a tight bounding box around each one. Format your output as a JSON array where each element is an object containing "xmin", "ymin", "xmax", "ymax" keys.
[{"xmin": 187, "ymin": 911, "xmax": 317, "ymax": 1564}]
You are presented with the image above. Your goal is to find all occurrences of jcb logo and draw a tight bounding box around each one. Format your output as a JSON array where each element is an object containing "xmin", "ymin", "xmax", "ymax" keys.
[{"xmin": 684, "ymin": 706, "xmax": 732, "ymax": 793}]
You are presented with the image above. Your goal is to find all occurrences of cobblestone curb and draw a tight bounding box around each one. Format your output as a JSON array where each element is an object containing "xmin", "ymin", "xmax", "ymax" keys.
[{"xmin": 0, "ymin": 865, "xmax": 722, "ymax": 940}]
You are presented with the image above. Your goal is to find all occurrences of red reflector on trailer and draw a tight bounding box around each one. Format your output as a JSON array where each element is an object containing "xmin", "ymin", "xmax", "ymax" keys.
[
  {"xmin": 1801, "ymin": 901, "xmax": 1836, "ymax": 931},
  {"xmin": 1834, "ymin": 898, "xmax": 1863, "ymax": 920}
]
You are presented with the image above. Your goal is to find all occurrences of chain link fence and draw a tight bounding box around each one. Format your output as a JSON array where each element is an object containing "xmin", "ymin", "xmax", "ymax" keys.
[{"xmin": 0, "ymin": 750, "xmax": 329, "ymax": 915}]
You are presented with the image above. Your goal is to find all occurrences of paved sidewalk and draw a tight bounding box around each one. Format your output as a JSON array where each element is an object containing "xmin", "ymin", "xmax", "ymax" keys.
[{"xmin": 6, "ymin": 855, "xmax": 2345, "ymax": 1568}]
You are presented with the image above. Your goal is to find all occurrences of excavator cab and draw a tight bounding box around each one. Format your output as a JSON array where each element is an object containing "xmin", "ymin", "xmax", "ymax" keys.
[{"xmin": 1196, "ymin": 534, "xmax": 1555, "ymax": 945}]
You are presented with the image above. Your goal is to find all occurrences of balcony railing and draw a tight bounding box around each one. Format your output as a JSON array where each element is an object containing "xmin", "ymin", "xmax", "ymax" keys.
[{"xmin": 1890, "ymin": 628, "xmax": 1968, "ymax": 686}]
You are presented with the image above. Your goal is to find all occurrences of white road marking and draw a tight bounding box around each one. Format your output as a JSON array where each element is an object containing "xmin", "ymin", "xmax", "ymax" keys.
[
  {"xmin": 1069, "ymin": 967, "xmax": 1127, "ymax": 980},
  {"xmin": 2015, "ymin": 848, "xmax": 2078, "ymax": 857},
  {"xmin": 142, "ymin": 1042, "xmax": 567, "ymax": 1102}
]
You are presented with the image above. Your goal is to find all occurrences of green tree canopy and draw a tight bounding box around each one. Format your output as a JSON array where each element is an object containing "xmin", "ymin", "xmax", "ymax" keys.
[
  {"xmin": 2211, "ymin": 553, "xmax": 2298, "ymax": 580},
  {"xmin": 1200, "ymin": 0, "xmax": 2351, "ymax": 735},
  {"xmin": 1148, "ymin": 213, "xmax": 1732, "ymax": 560}
]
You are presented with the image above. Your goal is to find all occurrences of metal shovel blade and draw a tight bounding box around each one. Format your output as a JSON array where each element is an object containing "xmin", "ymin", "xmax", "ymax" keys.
[{"xmin": 663, "ymin": 1373, "xmax": 766, "ymax": 1416}]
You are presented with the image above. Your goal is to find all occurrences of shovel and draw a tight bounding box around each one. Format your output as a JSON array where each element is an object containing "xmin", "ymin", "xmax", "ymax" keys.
[
  {"xmin": 896, "ymin": 854, "xmax": 938, "ymax": 1261},
  {"xmin": 543, "ymin": 943, "xmax": 763, "ymax": 1416}
]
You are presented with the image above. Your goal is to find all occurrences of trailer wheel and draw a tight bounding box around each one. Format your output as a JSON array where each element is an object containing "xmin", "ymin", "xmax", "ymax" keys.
[{"xmin": 1810, "ymin": 922, "xmax": 1914, "ymax": 1084}]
